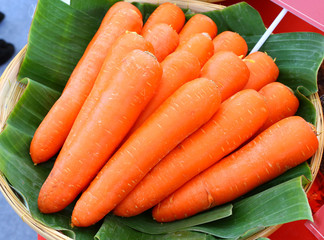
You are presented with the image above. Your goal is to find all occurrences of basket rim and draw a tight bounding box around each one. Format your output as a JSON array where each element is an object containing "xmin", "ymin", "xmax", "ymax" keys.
[{"xmin": 0, "ymin": 0, "xmax": 323, "ymax": 239}]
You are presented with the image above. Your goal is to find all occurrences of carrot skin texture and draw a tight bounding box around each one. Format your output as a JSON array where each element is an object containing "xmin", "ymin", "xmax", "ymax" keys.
[
  {"xmin": 30, "ymin": 7, "xmax": 143, "ymax": 164},
  {"xmin": 37, "ymin": 50, "xmax": 162, "ymax": 214},
  {"xmin": 153, "ymin": 116, "xmax": 319, "ymax": 222},
  {"xmin": 179, "ymin": 14, "xmax": 217, "ymax": 44},
  {"xmin": 201, "ymin": 51, "xmax": 250, "ymax": 101},
  {"xmin": 176, "ymin": 33, "xmax": 214, "ymax": 67},
  {"xmin": 71, "ymin": 78, "xmax": 222, "ymax": 227},
  {"xmin": 258, "ymin": 82, "xmax": 299, "ymax": 132},
  {"xmin": 143, "ymin": 23, "xmax": 179, "ymax": 62},
  {"xmin": 128, "ymin": 50, "xmax": 201, "ymax": 134},
  {"xmin": 69, "ymin": 32, "xmax": 154, "ymax": 138},
  {"xmin": 114, "ymin": 89, "xmax": 269, "ymax": 217},
  {"xmin": 213, "ymin": 31, "xmax": 248, "ymax": 57},
  {"xmin": 243, "ymin": 51, "xmax": 279, "ymax": 91},
  {"xmin": 141, "ymin": 2, "xmax": 185, "ymax": 35}
]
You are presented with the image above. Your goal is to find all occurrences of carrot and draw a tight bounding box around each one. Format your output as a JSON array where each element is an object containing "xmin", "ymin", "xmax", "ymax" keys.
[
  {"xmin": 176, "ymin": 33, "xmax": 214, "ymax": 67},
  {"xmin": 37, "ymin": 50, "xmax": 162, "ymax": 214},
  {"xmin": 258, "ymin": 82, "xmax": 299, "ymax": 132},
  {"xmin": 212, "ymin": 31, "xmax": 248, "ymax": 57},
  {"xmin": 30, "ymin": 7, "xmax": 143, "ymax": 164},
  {"xmin": 243, "ymin": 51, "xmax": 279, "ymax": 91},
  {"xmin": 201, "ymin": 51, "xmax": 250, "ymax": 101},
  {"xmin": 114, "ymin": 89, "xmax": 269, "ymax": 217},
  {"xmin": 142, "ymin": 23, "xmax": 179, "ymax": 62},
  {"xmin": 179, "ymin": 14, "xmax": 217, "ymax": 44},
  {"xmin": 128, "ymin": 50, "xmax": 201, "ymax": 134},
  {"xmin": 141, "ymin": 2, "xmax": 185, "ymax": 35},
  {"xmin": 153, "ymin": 116, "xmax": 319, "ymax": 222},
  {"xmin": 66, "ymin": 32, "xmax": 155, "ymax": 148},
  {"xmin": 71, "ymin": 78, "xmax": 222, "ymax": 227}
]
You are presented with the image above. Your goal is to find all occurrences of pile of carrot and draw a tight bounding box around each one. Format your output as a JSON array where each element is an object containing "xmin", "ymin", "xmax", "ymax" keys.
[{"xmin": 30, "ymin": 1, "xmax": 319, "ymax": 228}]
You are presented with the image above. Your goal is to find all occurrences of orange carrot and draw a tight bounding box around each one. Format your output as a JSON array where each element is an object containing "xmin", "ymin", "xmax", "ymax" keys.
[
  {"xmin": 37, "ymin": 50, "xmax": 162, "ymax": 214},
  {"xmin": 179, "ymin": 14, "xmax": 217, "ymax": 44},
  {"xmin": 114, "ymin": 89, "xmax": 268, "ymax": 217},
  {"xmin": 201, "ymin": 51, "xmax": 250, "ymax": 101},
  {"xmin": 213, "ymin": 31, "xmax": 248, "ymax": 57},
  {"xmin": 258, "ymin": 82, "xmax": 299, "ymax": 132},
  {"xmin": 243, "ymin": 51, "xmax": 279, "ymax": 91},
  {"xmin": 142, "ymin": 23, "xmax": 179, "ymax": 62},
  {"xmin": 66, "ymin": 32, "xmax": 155, "ymax": 148},
  {"xmin": 30, "ymin": 7, "xmax": 143, "ymax": 164},
  {"xmin": 176, "ymin": 33, "xmax": 214, "ymax": 67},
  {"xmin": 72, "ymin": 78, "xmax": 222, "ymax": 227},
  {"xmin": 153, "ymin": 116, "xmax": 319, "ymax": 222},
  {"xmin": 141, "ymin": 2, "xmax": 185, "ymax": 35},
  {"xmin": 128, "ymin": 50, "xmax": 201, "ymax": 134}
]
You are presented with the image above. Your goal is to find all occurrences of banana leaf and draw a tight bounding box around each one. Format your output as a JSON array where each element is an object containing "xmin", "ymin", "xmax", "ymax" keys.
[
  {"xmin": 187, "ymin": 177, "xmax": 312, "ymax": 239},
  {"xmin": 70, "ymin": 0, "xmax": 119, "ymax": 20},
  {"xmin": 295, "ymin": 87, "xmax": 317, "ymax": 124},
  {"xmin": 119, "ymin": 204, "xmax": 232, "ymax": 235},
  {"xmin": 0, "ymin": 0, "xmax": 323, "ymax": 239},
  {"xmin": 120, "ymin": 162, "xmax": 312, "ymax": 237},
  {"xmin": 0, "ymin": 79, "xmax": 102, "ymax": 239},
  {"xmin": 17, "ymin": 0, "xmax": 102, "ymax": 92},
  {"xmin": 95, "ymin": 215, "xmax": 216, "ymax": 240},
  {"xmin": 244, "ymin": 33, "xmax": 324, "ymax": 95},
  {"xmin": 187, "ymin": 2, "xmax": 266, "ymax": 35}
]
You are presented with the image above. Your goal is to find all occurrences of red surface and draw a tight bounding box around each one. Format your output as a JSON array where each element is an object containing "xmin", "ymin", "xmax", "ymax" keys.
[
  {"xmin": 270, "ymin": 0, "xmax": 324, "ymax": 32},
  {"xmin": 38, "ymin": 235, "xmax": 46, "ymax": 240},
  {"xmin": 269, "ymin": 172, "xmax": 324, "ymax": 240},
  {"xmin": 221, "ymin": 0, "xmax": 324, "ymax": 34},
  {"xmin": 269, "ymin": 220, "xmax": 318, "ymax": 240}
]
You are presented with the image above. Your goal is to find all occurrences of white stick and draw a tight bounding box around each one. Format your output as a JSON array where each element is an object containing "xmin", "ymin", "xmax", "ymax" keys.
[
  {"xmin": 250, "ymin": 8, "xmax": 288, "ymax": 54},
  {"xmin": 61, "ymin": 0, "xmax": 71, "ymax": 5}
]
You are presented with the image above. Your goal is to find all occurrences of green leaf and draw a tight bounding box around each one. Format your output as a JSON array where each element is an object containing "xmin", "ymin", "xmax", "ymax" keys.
[
  {"xmin": 0, "ymin": 79, "xmax": 101, "ymax": 239},
  {"xmin": 295, "ymin": 87, "xmax": 317, "ymax": 125},
  {"xmin": 120, "ymin": 204, "xmax": 232, "ymax": 235},
  {"xmin": 17, "ymin": 0, "xmax": 101, "ymax": 92},
  {"xmin": 70, "ymin": 0, "xmax": 119, "ymax": 20},
  {"xmin": 187, "ymin": 177, "xmax": 312, "ymax": 239},
  {"xmin": 5, "ymin": 78, "xmax": 60, "ymax": 136},
  {"xmin": 131, "ymin": 2, "xmax": 158, "ymax": 23},
  {"xmin": 95, "ymin": 215, "xmax": 216, "ymax": 240},
  {"xmin": 131, "ymin": 2, "xmax": 190, "ymax": 24},
  {"xmin": 239, "ymin": 162, "xmax": 312, "ymax": 199},
  {"xmin": 187, "ymin": 2, "xmax": 266, "ymax": 35},
  {"xmin": 109, "ymin": 164, "xmax": 311, "ymax": 238},
  {"xmin": 245, "ymin": 32, "xmax": 324, "ymax": 95}
]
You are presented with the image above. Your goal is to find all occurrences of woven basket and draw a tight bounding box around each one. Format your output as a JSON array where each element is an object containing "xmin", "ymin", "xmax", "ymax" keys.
[{"xmin": 0, "ymin": 0, "xmax": 323, "ymax": 239}]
